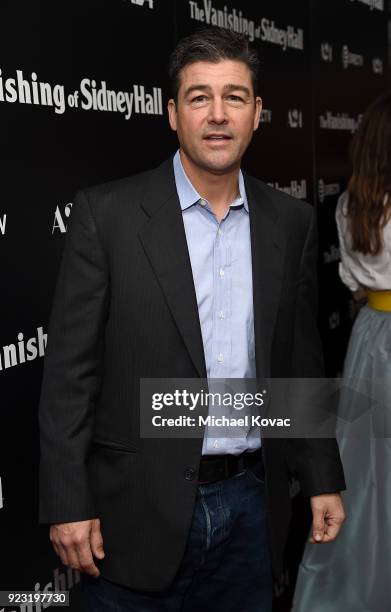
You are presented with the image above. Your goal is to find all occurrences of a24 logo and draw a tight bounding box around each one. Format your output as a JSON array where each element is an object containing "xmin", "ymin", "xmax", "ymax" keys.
[{"xmin": 288, "ymin": 109, "xmax": 303, "ymax": 128}]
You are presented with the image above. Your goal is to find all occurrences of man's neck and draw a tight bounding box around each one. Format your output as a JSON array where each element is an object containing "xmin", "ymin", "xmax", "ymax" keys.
[{"xmin": 179, "ymin": 149, "xmax": 240, "ymax": 215}]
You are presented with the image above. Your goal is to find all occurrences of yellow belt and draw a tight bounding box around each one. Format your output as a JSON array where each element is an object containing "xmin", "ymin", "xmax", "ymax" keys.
[{"xmin": 367, "ymin": 289, "xmax": 391, "ymax": 312}]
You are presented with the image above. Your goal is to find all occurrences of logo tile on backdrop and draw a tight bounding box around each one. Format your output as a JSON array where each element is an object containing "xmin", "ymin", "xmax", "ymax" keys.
[
  {"xmin": 187, "ymin": 1, "xmax": 304, "ymax": 50},
  {"xmin": 0, "ymin": 327, "xmax": 47, "ymax": 372},
  {"xmin": 0, "ymin": 69, "xmax": 163, "ymax": 120}
]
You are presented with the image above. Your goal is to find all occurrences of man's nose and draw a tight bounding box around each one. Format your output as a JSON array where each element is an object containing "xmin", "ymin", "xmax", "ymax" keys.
[{"xmin": 207, "ymin": 98, "xmax": 228, "ymax": 124}]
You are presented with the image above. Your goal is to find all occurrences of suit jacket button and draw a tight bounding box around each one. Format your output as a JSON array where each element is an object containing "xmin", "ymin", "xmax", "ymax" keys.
[{"xmin": 184, "ymin": 467, "xmax": 195, "ymax": 481}]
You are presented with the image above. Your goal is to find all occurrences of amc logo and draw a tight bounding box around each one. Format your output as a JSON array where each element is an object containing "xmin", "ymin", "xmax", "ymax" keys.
[
  {"xmin": 342, "ymin": 45, "xmax": 350, "ymax": 69},
  {"xmin": 318, "ymin": 179, "xmax": 325, "ymax": 203}
]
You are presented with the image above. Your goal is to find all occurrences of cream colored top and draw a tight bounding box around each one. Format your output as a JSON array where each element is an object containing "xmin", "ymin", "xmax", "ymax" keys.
[{"xmin": 335, "ymin": 190, "xmax": 391, "ymax": 292}]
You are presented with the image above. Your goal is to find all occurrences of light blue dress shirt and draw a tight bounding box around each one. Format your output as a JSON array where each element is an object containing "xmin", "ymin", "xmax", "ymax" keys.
[{"xmin": 173, "ymin": 150, "xmax": 261, "ymax": 456}]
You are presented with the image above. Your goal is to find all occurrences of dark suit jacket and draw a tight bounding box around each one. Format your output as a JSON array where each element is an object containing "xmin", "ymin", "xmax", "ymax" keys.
[{"xmin": 38, "ymin": 155, "xmax": 346, "ymax": 591}]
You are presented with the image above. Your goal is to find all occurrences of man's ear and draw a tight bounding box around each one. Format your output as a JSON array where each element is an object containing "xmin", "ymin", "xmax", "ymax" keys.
[
  {"xmin": 167, "ymin": 99, "xmax": 177, "ymax": 132},
  {"xmin": 253, "ymin": 96, "xmax": 263, "ymax": 131}
]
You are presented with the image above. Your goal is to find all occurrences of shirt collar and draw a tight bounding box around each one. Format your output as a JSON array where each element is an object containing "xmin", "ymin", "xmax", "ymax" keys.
[{"xmin": 173, "ymin": 149, "xmax": 249, "ymax": 213}]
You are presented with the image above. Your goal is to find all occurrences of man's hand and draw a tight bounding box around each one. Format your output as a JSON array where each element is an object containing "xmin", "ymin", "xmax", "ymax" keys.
[
  {"xmin": 49, "ymin": 518, "xmax": 105, "ymax": 577},
  {"xmin": 309, "ymin": 493, "xmax": 346, "ymax": 544}
]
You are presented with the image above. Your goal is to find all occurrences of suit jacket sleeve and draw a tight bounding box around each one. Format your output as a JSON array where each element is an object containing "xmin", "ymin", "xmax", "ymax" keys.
[
  {"xmin": 284, "ymin": 204, "xmax": 346, "ymax": 497},
  {"xmin": 38, "ymin": 189, "xmax": 109, "ymax": 524}
]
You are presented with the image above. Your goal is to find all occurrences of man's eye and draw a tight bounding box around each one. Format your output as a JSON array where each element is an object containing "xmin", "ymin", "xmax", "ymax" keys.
[
  {"xmin": 192, "ymin": 95, "xmax": 207, "ymax": 102},
  {"xmin": 228, "ymin": 95, "xmax": 243, "ymax": 102}
]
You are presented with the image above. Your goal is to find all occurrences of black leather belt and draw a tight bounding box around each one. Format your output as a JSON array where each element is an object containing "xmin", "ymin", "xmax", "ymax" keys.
[{"xmin": 198, "ymin": 448, "xmax": 264, "ymax": 484}]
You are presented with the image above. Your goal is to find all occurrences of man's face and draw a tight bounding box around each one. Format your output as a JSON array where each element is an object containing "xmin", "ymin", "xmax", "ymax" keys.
[{"xmin": 168, "ymin": 59, "xmax": 262, "ymax": 174}]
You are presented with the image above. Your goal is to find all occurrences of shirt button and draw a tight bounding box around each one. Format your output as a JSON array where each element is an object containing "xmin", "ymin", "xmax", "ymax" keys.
[
  {"xmin": 219, "ymin": 268, "xmax": 225, "ymax": 277},
  {"xmin": 184, "ymin": 467, "xmax": 195, "ymax": 481},
  {"xmin": 217, "ymin": 228, "xmax": 222, "ymax": 235},
  {"xmin": 199, "ymin": 199, "xmax": 206, "ymax": 207},
  {"xmin": 219, "ymin": 310, "xmax": 225, "ymax": 320},
  {"xmin": 217, "ymin": 353, "xmax": 224, "ymax": 362}
]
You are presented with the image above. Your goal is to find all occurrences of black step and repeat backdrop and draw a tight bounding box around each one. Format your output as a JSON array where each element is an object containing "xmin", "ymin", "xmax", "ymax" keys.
[{"xmin": 1, "ymin": 1, "xmax": 388, "ymax": 610}]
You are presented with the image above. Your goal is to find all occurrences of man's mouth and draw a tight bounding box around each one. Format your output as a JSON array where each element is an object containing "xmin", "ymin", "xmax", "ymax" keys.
[{"xmin": 204, "ymin": 134, "xmax": 232, "ymax": 141}]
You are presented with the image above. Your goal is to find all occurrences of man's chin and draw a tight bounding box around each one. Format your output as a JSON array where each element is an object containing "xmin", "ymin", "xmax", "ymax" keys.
[{"xmin": 197, "ymin": 153, "xmax": 240, "ymax": 174}]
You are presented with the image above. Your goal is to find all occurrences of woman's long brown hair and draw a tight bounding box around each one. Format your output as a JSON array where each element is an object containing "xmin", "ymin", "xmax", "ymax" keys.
[{"xmin": 346, "ymin": 91, "xmax": 391, "ymax": 255}]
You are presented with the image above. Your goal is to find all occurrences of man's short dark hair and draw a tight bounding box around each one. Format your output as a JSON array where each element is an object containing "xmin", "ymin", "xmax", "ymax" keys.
[{"xmin": 168, "ymin": 27, "xmax": 260, "ymax": 103}]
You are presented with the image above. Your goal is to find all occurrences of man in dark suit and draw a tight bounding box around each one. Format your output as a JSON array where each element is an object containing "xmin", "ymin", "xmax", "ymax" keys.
[{"xmin": 39, "ymin": 28, "xmax": 346, "ymax": 611}]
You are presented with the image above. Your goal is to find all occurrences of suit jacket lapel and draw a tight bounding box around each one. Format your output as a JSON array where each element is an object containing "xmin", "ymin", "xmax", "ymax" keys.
[
  {"xmin": 138, "ymin": 157, "xmax": 207, "ymax": 379},
  {"xmin": 244, "ymin": 174, "xmax": 286, "ymax": 379}
]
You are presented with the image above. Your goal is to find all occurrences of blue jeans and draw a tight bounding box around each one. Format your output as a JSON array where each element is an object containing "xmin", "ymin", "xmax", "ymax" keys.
[{"xmin": 81, "ymin": 462, "xmax": 272, "ymax": 611}]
